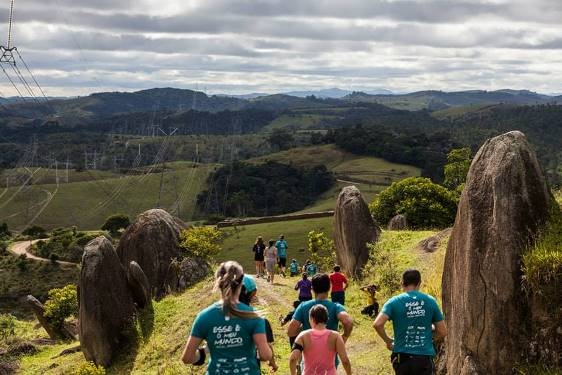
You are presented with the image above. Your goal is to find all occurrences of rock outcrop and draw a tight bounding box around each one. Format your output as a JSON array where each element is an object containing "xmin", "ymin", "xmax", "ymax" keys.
[
  {"xmin": 439, "ymin": 131, "xmax": 552, "ymax": 374},
  {"xmin": 126, "ymin": 261, "xmax": 151, "ymax": 309},
  {"xmin": 334, "ymin": 186, "xmax": 381, "ymax": 278},
  {"xmin": 164, "ymin": 257, "xmax": 211, "ymax": 293},
  {"xmin": 388, "ymin": 214, "xmax": 407, "ymax": 230},
  {"xmin": 79, "ymin": 236, "xmax": 135, "ymax": 367},
  {"xmin": 116, "ymin": 209, "xmax": 187, "ymax": 298}
]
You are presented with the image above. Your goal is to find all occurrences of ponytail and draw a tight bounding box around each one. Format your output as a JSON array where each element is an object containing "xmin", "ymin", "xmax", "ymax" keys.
[{"xmin": 214, "ymin": 261, "xmax": 261, "ymax": 319}]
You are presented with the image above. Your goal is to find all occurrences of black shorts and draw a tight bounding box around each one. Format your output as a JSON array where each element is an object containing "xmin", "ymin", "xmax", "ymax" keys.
[
  {"xmin": 278, "ymin": 257, "xmax": 286, "ymax": 267},
  {"xmin": 391, "ymin": 353, "xmax": 434, "ymax": 375},
  {"xmin": 254, "ymin": 254, "xmax": 264, "ymax": 261}
]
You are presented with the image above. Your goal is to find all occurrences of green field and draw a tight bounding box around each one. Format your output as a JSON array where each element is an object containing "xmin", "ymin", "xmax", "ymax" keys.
[
  {"xmin": 262, "ymin": 113, "xmax": 340, "ymax": 131},
  {"xmin": 0, "ymin": 162, "xmax": 215, "ymax": 231}
]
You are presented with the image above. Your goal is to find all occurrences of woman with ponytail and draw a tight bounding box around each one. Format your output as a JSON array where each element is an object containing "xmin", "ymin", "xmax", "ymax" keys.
[{"xmin": 182, "ymin": 261, "xmax": 272, "ymax": 373}]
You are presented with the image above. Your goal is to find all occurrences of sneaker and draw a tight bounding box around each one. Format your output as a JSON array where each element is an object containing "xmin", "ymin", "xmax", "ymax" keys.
[{"xmin": 267, "ymin": 275, "xmax": 271, "ymax": 282}]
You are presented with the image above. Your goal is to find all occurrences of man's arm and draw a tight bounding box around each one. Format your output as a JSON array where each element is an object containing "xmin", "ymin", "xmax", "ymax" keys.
[
  {"xmin": 286, "ymin": 318, "xmax": 302, "ymax": 340},
  {"xmin": 337, "ymin": 311, "xmax": 353, "ymax": 342},
  {"xmin": 373, "ymin": 313, "xmax": 393, "ymax": 351},
  {"xmin": 433, "ymin": 320, "xmax": 447, "ymax": 339}
]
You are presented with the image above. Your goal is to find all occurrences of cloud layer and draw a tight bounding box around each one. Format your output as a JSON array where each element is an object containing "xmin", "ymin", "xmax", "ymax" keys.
[{"xmin": 1, "ymin": 0, "xmax": 561, "ymax": 96}]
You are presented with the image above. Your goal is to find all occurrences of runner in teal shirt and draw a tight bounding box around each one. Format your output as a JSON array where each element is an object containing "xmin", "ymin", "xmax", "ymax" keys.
[
  {"xmin": 190, "ymin": 302, "xmax": 266, "ymax": 374},
  {"xmin": 374, "ymin": 269, "xmax": 446, "ymax": 375},
  {"xmin": 275, "ymin": 235, "xmax": 288, "ymax": 276},
  {"xmin": 181, "ymin": 261, "xmax": 272, "ymax": 374}
]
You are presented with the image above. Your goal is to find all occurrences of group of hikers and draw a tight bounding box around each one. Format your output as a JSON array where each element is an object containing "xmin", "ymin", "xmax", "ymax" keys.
[{"xmin": 181, "ymin": 257, "xmax": 447, "ymax": 375}]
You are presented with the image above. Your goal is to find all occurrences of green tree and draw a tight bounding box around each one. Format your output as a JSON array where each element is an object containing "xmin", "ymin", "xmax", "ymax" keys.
[
  {"xmin": 307, "ymin": 230, "xmax": 336, "ymax": 272},
  {"xmin": 22, "ymin": 225, "xmax": 47, "ymax": 239},
  {"xmin": 444, "ymin": 147, "xmax": 472, "ymax": 191},
  {"xmin": 370, "ymin": 177, "xmax": 458, "ymax": 229},
  {"xmin": 179, "ymin": 226, "xmax": 223, "ymax": 260},
  {"xmin": 0, "ymin": 222, "xmax": 10, "ymax": 240},
  {"xmin": 101, "ymin": 214, "xmax": 130, "ymax": 236},
  {"xmin": 44, "ymin": 284, "xmax": 78, "ymax": 329},
  {"xmin": 0, "ymin": 313, "xmax": 16, "ymax": 341},
  {"xmin": 267, "ymin": 129, "xmax": 295, "ymax": 151}
]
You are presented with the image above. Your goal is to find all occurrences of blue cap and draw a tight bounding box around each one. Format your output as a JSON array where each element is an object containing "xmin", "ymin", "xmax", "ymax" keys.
[{"xmin": 242, "ymin": 275, "xmax": 257, "ymax": 294}]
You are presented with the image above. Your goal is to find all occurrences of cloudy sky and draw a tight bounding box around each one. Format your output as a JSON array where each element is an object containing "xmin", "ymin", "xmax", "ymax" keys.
[{"xmin": 0, "ymin": 0, "xmax": 561, "ymax": 96}]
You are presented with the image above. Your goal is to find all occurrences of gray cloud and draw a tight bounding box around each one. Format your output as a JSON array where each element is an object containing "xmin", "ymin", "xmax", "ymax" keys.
[{"xmin": 0, "ymin": 0, "xmax": 561, "ymax": 96}]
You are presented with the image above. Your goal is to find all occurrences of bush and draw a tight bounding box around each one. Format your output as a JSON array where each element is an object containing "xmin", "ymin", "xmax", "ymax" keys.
[
  {"xmin": 16, "ymin": 254, "xmax": 27, "ymax": 271},
  {"xmin": 0, "ymin": 241, "xmax": 7, "ymax": 255},
  {"xmin": 44, "ymin": 285, "xmax": 78, "ymax": 328},
  {"xmin": 179, "ymin": 226, "xmax": 223, "ymax": 260},
  {"xmin": 370, "ymin": 177, "xmax": 458, "ymax": 229},
  {"xmin": 0, "ymin": 313, "xmax": 16, "ymax": 341},
  {"xmin": 101, "ymin": 214, "xmax": 130, "ymax": 236},
  {"xmin": 49, "ymin": 253, "xmax": 59, "ymax": 263},
  {"xmin": 22, "ymin": 225, "xmax": 47, "ymax": 239},
  {"xmin": 0, "ymin": 222, "xmax": 10, "ymax": 240},
  {"xmin": 75, "ymin": 362, "xmax": 106, "ymax": 375},
  {"xmin": 307, "ymin": 230, "xmax": 336, "ymax": 272},
  {"xmin": 522, "ymin": 208, "xmax": 562, "ymax": 314}
]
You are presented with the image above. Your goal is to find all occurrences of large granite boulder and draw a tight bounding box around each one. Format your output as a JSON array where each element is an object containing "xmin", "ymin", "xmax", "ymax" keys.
[
  {"xmin": 116, "ymin": 209, "xmax": 187, "ymax": 298},
  {"xmin": 164, "ymin": 257, "xmax": 211, "ymax": 293},
  {"xmin": 79, "ymin": 236, "xmax": 135, "ymax": 367},
  {"xmin": 439, "ymin": 131, "xmax": 552, "ymax": 374},
  {"xmin": 388, "ymin": 214, "xmax": 407, "ymax": 230},
  {"xmin": 126, "ymin": 261, "xmax": 151, "ymax": 309},
  {"xmin": 333, "ymin": 186, "xmax": 381, "ymax": 278}
]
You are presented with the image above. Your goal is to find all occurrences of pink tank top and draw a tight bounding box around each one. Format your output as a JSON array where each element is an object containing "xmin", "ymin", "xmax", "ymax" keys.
[{"xmin": 303, "ymin": 329, "xmax": 337, "ymax": 375}]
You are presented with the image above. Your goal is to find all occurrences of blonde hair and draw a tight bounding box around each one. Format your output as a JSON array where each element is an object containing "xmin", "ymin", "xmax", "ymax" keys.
[{"xmin": 214, "ymin": 261, "xmax": 260, "ymax": 319}]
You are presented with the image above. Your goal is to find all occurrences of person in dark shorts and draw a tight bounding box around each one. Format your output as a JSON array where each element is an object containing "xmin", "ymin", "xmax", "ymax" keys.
[
  {"xmin": 252, "ymin": 236, "xmax": 266, "ymax": 277},
  {"xmin": 329, "ymin": 265, "xmax": 348, "ymax": 305},
  {"xmin": 374, "ymin": 269, "xmax": 447, "ymax": 375},
  {"xmin": 275, "ymin": 234, "xmax": 288, "ymax": 276},
  {"xmin": 360, "ymin": 284, "xmax": 380, "ymax": 317},
  {"xmin": 289, "ymin": 259, "xmax": 299, "ymax": 277}
]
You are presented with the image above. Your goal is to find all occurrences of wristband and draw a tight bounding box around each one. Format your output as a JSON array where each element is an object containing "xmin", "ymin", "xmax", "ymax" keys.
[
  {"xmin": 292, "ymin": 342, "xmax": 304, "ymax": 352},
  {"xmin": 193, "ymin": 347, "xmax": 206, "ymax": 366}
]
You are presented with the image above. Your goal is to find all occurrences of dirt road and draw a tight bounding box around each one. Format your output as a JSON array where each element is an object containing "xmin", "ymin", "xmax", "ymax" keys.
[{"xmin": 9, "ymin": 240, "xmax": 78, "ymax": 266}]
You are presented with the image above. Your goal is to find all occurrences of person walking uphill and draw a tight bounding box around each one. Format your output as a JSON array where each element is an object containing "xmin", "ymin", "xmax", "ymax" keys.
[
  {"xmin": 287, "ymin": 273, "xmax": 353, "ymax": 347},
  {"xmin": 373, "ymin": 269, "xmax": 446, "ymax": 375},
  {"xmin": 329, "ymin": 265, "xmax": 348, "ymax": 305},
  {"xmin": 275, "ymin": 234, "xmax": 288, "ymax": 276},
  {"xmin": 295, "ymin": 273, "xmax": 312, "ymax": 302},
  {"xmin": 264, "ymin": 240, "xmax": 278, "ymax": 284},
  {"xmin": 252, "ymin": 237, "xmax": 266, "ymax": 277},
  {"xmin": 289, "ymin": 304, "xmax": 352, "ymax": 375},
  {"xmin": 181, "ymin": 261, "xmax": 272, "ymax": 374}
]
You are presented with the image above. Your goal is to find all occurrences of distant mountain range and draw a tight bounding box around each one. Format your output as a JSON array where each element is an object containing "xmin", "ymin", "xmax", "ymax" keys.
[{"xmin": 0, "ymin": 87, "xmax": 561, "ymax": 128}]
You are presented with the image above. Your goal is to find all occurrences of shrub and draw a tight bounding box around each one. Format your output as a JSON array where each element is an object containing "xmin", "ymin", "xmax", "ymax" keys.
[
  {"xmin": 0, "ymin": 222, "xmax": 10, "ymax": 240},
  {"xmin": 0, "ymin": 313, "xmax": 16, "ymax": 341},
  {"xmin": 101, "ymin": 214, "xmax": 130, "ymax": 236},
  {"xmin": 16, "ymin": 254, "xmax": 27, "ymax": 271},
  {"xmin": 306, "ymin": 230, "xmax": 336, "ymax": 272},
  {"xmin": 44, "ymin": 285, "xmax": 78, "ymax": 328},
  {"xmin": 22, "ymin": 225, "xmax": 47, "ymax": 239},
  {"xmin": 179, "ymin": 226, "xmax": 223, "ymax": 260},
  {"xmin": 0, "ymin": 241, "xmax": 7, "ymax": 255},
  {"xmin": 370, "ymin": 177, "xmax": 458, "ymax": 229},
  {"xmin": 49, "ymin": 253, "xmax": 59, "ymax": 263},
  {"xmin": 522, "ymin": 207, "xmax": 562, "ymax": 314},
  {"xmin": 75, "ymin": 362, "xmax": 106, "ymax": 375}
]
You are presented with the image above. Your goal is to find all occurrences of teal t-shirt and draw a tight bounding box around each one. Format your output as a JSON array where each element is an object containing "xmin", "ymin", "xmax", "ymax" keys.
[
  {"xmin": 275, "ymin": 240, "xmax": 287, "ymax": 257},
  {"xmin": 381, "ymin": 291, "xmax": 444, "ymax": 356},
  {"xmin": 190, "ymin": 302, "xmax": 266, "ymax": 374},
  {"xmin": 289, "ymin": 261, "xmax": 299, "ymax": 274},
  {"xmin": 306, "ymin": 263, "xmax": 317, "ymax": 277},
  {"xmin": 292, "ymin": 299, "xmax": 345, "ymax": 331}
]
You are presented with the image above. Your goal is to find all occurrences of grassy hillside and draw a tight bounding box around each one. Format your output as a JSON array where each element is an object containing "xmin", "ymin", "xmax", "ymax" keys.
[
  {"xmin": 0, "ymin": 162, "xmax": 215, "ymax": 231},
  {"xmin": 16, "ymin": 228, "xmax": 445, "ymax": 375},
  {"xmin": 0, "ymin": 253, "xmax": 79, "ymax": 317},
  {"xmin": 250, "ymin": 144, "xmax": 420, "ymax": 212}
]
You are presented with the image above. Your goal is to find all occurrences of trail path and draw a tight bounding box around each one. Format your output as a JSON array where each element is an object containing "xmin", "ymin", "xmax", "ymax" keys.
[
  {"xmin": 9, "ymin": 240, "xmax": 78, "ymax": 266},
  {"xmin": 253, "ymin": 274, "xmax": 387, "ymax": 374}
]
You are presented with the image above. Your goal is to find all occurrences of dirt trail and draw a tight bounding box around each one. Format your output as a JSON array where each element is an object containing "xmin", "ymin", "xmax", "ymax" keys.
[{"xmin": 9, "ymin": 240, "xmax": 78, "ymax": 266}]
